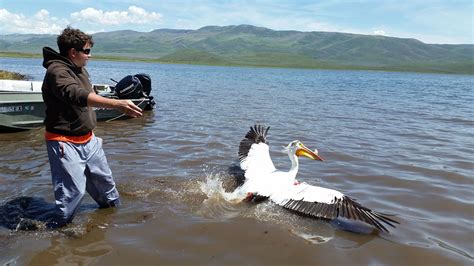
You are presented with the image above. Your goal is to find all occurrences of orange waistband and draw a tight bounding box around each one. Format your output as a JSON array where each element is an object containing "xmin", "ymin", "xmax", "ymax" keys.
[{"xmin": 45, "ymin": 131, "xmax": 93, "ymax": 144}]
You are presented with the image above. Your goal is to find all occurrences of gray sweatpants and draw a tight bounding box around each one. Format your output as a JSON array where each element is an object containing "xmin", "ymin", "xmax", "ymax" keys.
[{"xmin": 46, "ymin": 135, "xmax": 120, "ymax": 227}]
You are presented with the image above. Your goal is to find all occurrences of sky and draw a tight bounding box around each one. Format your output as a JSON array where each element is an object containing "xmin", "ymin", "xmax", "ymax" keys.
[{"xmin": 0, "ymin": 0, "xmax": 472, "ymax": 44}]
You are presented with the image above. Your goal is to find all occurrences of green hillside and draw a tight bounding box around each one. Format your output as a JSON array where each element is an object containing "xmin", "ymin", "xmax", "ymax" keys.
[
  {"xmin": 0, "ymin": 25, "xmax": 472, "ymax": 74},
  {"xmin": 159, "ymin": 49, "xmax": 229, "ymax": 65}
]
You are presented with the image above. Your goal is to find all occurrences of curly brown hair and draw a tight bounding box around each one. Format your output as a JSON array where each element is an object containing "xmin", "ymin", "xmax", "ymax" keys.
[{"xmin": 57, "ymin": 26, "xmax": 94, "ymax": 56}]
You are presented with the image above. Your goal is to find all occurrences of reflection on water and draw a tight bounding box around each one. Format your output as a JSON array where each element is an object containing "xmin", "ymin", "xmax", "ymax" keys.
[{"xmin": 0, "ymin": 58, "xmax": 473, "ymax": 265}]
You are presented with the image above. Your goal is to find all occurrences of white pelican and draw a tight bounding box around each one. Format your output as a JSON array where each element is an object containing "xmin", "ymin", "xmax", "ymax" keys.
[{"xmin": 234, "ymin": 124, "xmax": 399, "ymax": 233}]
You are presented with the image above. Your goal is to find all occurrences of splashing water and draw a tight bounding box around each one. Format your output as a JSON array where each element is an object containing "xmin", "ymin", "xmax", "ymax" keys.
[
  {"xmin": 196, "ymin": 170, "xmax": 248, "ymax": 219},
  {"xmin": 196, "ymin": 167, "xmax": 336, "ymax": 244}
]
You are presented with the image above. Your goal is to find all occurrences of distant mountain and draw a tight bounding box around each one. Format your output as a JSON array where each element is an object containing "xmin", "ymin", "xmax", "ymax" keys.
[{"xmin": 1, "ymin": 25, "xmax": 472, "ymax": 74}]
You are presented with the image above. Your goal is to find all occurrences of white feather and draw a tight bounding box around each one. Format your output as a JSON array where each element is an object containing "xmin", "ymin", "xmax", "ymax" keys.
[
  {"xmin": 240, "ymin": 142, "xmax": 276, "ymax": 179},
  {"xmin": 271, "ymin": 182, "xmax": 344, "ymax": 206}
]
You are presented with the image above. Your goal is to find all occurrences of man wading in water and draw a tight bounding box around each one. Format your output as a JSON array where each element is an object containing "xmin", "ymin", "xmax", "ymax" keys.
[{"xmin": 42, "ymin": 27, "xmax": 142, "ymax": 228}]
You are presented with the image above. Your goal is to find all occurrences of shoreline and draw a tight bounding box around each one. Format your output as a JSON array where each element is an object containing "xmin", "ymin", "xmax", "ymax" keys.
[
  {"xmin": 0, "ymin": 52, "xmax": 472, "ymax": 76},
  {"xmin": 0, "ymin": 69, "xmax": 28, "ymax": 80}
]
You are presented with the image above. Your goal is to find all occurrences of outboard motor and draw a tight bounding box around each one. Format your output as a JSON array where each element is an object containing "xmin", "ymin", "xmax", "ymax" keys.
[
  {"xmin": 114, "ymin": 75, "xmax": 145, "ymax": 99},
  {"xmin": 134, "ymin": 73, "xmax": 152, "ymax": 97},
  {"xmin": 112, "ymin": 73, "xmax": 156, "ymax": 110},
  {"xmin": 133, "ymin": 73, "xmax": 155, "ymax": 110}
]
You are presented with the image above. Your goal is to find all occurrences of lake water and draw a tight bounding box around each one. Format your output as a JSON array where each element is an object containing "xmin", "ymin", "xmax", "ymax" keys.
[{"xmin": 0, "ymin": 57, "xmax": 473, "ymax": 265}]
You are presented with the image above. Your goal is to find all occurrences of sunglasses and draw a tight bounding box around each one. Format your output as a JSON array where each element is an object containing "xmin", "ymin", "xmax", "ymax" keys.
[{"xmin": 75, "ymin": 47, "xmax": 91, "ymax": 55}]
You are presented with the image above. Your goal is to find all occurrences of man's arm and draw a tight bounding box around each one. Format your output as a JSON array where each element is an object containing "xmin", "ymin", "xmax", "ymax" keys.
[{"xmin": 87, "ymin": 92, "xmax": 143, "ymax": 118}]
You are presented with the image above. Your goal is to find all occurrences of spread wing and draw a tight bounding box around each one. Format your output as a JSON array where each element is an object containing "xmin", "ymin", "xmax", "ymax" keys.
[
  {"xmin": 270, "ymin": 182, "xmax": 399, "ymax": 233},
  {"xmin": 238, "ymin": 124, "xmax": 276, "ymax": 179}
]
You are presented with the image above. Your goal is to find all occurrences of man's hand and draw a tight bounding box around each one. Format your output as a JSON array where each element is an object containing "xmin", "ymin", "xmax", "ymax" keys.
[
  {"xmin": 116, "ymin": 99, "xmax": 142, "ymax": 118},
  {"xmin": 87, "ymin": 93, "xmax": 143, "ymax": 117}
]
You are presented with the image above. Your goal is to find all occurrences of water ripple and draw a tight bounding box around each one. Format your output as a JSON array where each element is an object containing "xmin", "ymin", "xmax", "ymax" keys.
[{"xmin": 0, "ymin": 59, "xmax": 473, "ymax": 264}]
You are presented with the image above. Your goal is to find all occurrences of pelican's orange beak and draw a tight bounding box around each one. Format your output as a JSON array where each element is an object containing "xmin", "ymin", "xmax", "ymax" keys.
[{"xmin": 296, "ymin": 143, "xmax": 324, "ymax": 161}]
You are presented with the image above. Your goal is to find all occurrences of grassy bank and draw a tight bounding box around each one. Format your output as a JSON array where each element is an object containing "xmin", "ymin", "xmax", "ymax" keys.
[
  {"xmin": 0, "ymin": 51, "xmax": 41, "ymax": 59},
  {"xmin": 0, "ymin": 51, "xmax": 472, "ymax": 75},
  {"xmin": 0, "ymin": 69, "xmax": 28, "ymax": 80}
]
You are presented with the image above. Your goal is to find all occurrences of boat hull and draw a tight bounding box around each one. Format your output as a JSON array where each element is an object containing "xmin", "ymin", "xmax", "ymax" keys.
[{"xmin": 0, "ymin": 91, "xmax": 153, "ymax": 132}]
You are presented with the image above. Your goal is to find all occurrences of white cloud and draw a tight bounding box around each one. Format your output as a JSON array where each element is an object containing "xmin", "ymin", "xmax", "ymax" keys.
[
  {"xmin": 0, "ymin": 8, "xmax": 65, "ymax": 34},
  {"xmin": 70, "ymin": 6, "xmax": 162, "ymax": 26},
  {"xmin": 0, "ymin": 6, "xmax": 163, "ymax": 35},
  {"xmin": 373, "ymin": 30, "xmax": 387, "ymax": 36}
]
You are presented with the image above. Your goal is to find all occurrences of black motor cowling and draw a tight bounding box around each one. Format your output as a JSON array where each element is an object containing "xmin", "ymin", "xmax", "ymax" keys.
[
  {"xmin": 114, "ymin": 75, "xmax": 145, "ymax": 99},
  {"xmin": 133, "ymin": 73, "xmax": 155, "ymax": 110},
  {"xmin": 134, "ymin": 73, "xmax": 152, "ymax": 97},
  {"xmin": 113, "ymin": 74, "xmax": 155, "ymax": 110}
]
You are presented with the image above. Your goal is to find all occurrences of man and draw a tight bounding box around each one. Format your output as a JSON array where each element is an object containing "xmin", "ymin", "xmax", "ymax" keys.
[{"xmin": 41, "ymin": 27, "xmax": 142, "ymax": 228}]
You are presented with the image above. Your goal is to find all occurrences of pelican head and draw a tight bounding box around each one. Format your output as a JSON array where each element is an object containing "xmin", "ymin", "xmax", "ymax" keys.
[{"xmin": 284, "ymin": 140, "xmax": 323, "ymax": 161}]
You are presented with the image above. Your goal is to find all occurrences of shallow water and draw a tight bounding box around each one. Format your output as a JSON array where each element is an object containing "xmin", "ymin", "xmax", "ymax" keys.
[{"xmin": 0, "ymin": 58, "xmax": 473, "ymax": 265}]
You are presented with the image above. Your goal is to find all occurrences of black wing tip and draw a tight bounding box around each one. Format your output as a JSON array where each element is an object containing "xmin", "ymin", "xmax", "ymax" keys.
[
  {"xmin": 238, "ymin": 123, "xmax": 271, "ymax": 162},
  {"xmin": 283, "ymin": 197, "xmax": 400, "ymax": 234},
  {"xmin": 341, "ymin": 196, "xmax": 400, "ymax": 233},
  {"xmin": 245, "ymin": 124, "xmax": 270, "ymax": 144}
]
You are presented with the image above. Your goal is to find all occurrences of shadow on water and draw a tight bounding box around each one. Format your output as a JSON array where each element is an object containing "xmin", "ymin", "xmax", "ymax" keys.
[
  {"xmin": 0, "ymin": 196, "xmax": 98, "ymax": 232},
  {"xmin": 0, "ymin": 196, "xmax": 55, "ymax": 230}
]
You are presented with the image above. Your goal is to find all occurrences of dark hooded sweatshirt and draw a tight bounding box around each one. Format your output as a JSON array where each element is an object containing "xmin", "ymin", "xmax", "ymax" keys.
[{"xmin": 42, "ymin": 47, "xmax": 97, "ymax": 136}]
